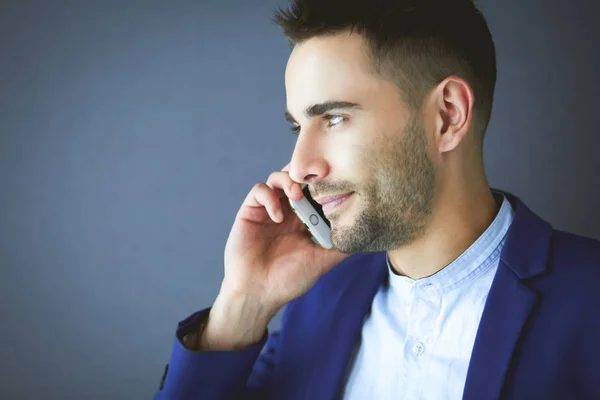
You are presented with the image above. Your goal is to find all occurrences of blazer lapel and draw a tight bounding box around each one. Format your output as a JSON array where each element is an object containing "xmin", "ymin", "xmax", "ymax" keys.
[
  {"xmin": 463, "ymin": 191, "xmax": 553, "ymax": 400},
  {"xmin": 305, "ymin": 253, "xmax": 388, "ymax": 400},
  {"xmin": 462, "ymin": 261, "xmax": 539, "ymax": 400}
]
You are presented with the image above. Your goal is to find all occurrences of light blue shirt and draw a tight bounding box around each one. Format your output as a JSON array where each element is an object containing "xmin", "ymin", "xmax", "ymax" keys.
[{"xmin": 341, "ymin": 192, "xmax": 515, "ymax": 399}]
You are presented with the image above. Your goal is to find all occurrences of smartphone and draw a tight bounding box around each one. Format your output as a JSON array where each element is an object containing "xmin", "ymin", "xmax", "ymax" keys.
[{"xmin": 288, "ymin": 184, "xmax": 333, "ymax": 249}]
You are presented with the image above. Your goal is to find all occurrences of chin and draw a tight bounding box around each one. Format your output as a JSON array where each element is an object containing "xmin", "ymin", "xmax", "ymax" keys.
[{"xmin": 328, "ymin": 218, "xmax": 357, "ymax": 250}]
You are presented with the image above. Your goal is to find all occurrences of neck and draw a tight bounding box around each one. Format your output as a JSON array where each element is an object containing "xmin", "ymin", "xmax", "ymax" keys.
[{"xmin": 387, "ymin": 176, "xmax": 500, "ymax": 280}]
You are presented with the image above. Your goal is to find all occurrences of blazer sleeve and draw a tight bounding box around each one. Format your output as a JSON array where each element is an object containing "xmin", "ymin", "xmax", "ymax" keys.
[{"xmin": 154, "ymin": 307, "xmax": 281, "ymax": 400}]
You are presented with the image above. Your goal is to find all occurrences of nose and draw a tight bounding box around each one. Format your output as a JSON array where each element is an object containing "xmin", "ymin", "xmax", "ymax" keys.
[{"xmin": 287, "ymin": 133, "xmax": 329, "ymax": 185}]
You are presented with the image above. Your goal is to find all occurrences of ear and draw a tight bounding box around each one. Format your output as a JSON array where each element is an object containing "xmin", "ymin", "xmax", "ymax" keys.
[{"xmin": 431, "ymin": 76, "xmax": 475, "ymax": 153}]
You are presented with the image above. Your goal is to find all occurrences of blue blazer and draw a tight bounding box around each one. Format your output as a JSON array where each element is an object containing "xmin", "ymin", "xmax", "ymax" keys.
[{"xmin": 155, "ymin": 190, "xmax": 600, "ymax": 399}]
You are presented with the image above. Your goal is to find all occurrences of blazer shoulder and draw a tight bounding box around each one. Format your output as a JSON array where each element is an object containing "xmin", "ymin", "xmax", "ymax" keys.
[
  {"xmin": 537, "ymin": 229, "xmax": 600, "ymax": 303},
  {"xmin": 551, "ymin": 229, "xmax": 600, "ymax": 274}
]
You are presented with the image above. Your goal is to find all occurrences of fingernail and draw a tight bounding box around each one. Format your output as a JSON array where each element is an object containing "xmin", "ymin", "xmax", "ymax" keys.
[{"xmin": 276, "ymin": 209, "xmax": 283, "ymax": 221}]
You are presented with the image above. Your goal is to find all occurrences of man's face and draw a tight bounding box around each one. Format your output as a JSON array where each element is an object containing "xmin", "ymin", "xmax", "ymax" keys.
[{"xmin": 285, "ymin": 32, "xmax": 437, "ymax": 253}]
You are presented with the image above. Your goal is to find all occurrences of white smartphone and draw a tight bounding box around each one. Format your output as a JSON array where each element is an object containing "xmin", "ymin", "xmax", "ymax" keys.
[{"xmin": 288, "ymin": 184, "xmax": 333, "ymax": 249}]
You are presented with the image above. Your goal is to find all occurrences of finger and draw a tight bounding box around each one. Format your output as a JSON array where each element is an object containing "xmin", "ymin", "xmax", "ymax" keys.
[
  {"xmin": 265, "ymin": 171, "xmax": 303, "ymax": 201},
  {"xmin": 280, "ymin": 162, "xmax": 291, "ymax": 172},
  {"xmin": 243, "ymin": 183, "xmax": 284, "ymax": 223}
]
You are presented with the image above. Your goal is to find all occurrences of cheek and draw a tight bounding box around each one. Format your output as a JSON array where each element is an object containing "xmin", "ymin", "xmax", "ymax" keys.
[
  {"xmin": 325, "ymin": 118, "xmax": 391, "ymax": 181},
  {"xmin": 323, "ymin": 132, "xmax": 369, "ymax": 179}
]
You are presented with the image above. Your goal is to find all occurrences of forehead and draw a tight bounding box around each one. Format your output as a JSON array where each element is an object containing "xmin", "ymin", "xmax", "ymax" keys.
[{"xmin": 284, "ymin": 32, "xmax": 381, "ymax": 114}]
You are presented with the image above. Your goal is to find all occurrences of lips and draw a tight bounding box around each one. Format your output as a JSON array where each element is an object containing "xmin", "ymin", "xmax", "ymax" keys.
[
  {"xmin": 319, "ymin": 192, "xmax": 354, "ymax": 214},
  {"xmin": 315, "ymin": 192, "xmax": 354, "ymax": 206}
]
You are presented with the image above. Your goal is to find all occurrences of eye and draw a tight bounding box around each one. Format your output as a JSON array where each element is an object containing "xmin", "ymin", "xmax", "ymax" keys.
[
  {"xmin": 290, "ymin": 115, "xmax": 346, "ymax": 136},
  {"xmin": 324, "ymin": 114, "xmax": 346, "ymax": 128}
]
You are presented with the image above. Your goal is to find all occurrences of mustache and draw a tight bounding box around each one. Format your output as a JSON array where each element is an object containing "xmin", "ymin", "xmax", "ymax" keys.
[{"xmin": 310, "ymin": 180, "xmax": 357, "ymax": 198}]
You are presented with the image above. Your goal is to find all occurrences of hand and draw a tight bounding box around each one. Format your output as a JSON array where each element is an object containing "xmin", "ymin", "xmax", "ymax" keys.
[
  {"xmin": 195, "ymin": 165, "xmax": 350, "ymax": 351},
  {"xmin": 221, "ymin": 164, "xmax": 350, "ymax": 312}
]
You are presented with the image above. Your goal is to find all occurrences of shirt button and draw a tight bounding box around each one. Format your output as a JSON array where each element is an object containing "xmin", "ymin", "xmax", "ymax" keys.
[{"xmin": 412, "ymin": 341, "xmax": 425, "ymax": 356}]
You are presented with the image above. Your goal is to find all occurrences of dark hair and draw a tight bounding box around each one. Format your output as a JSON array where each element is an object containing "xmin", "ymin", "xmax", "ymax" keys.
[{"xmin": 273, "ymin": 0, "xmax": 497, "ymax": 144}]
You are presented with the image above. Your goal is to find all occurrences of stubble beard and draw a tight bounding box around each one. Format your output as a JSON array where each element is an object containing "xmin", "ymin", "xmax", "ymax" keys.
[{"xmin": 331, "ymin": 116, "xmax": 436, "ymax": 254}]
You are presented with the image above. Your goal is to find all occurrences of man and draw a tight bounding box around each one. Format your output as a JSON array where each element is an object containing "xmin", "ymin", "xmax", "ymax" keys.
[{"xmin": 155, "ymin": 0, "xmax": 600, "ymax": 398}]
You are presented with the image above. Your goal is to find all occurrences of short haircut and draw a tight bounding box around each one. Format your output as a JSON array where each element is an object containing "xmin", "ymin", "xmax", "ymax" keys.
[{"xmin": 273, "ymin": 0, "xmax": 497, "ymax": 144}]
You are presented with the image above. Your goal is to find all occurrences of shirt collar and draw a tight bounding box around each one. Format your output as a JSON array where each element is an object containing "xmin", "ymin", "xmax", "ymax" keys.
[{"xmin": 386, "ymin": 191, "xmax": 515, "ymax": 294}]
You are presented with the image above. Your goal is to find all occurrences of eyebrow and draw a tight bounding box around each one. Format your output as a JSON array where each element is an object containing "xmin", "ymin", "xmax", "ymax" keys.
[{"xmin": 285, "ymin": 101, "xmax": 361, "ymax": 124}]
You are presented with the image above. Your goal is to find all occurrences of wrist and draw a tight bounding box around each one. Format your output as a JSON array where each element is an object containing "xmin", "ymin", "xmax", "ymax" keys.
[{"xmin": 199, "ymin": 292, "xmax": 278, "ymax": 351}]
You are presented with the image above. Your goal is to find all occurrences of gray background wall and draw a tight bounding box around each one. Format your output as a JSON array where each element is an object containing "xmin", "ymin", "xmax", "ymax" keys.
[{"xmin": 0, "ymin": 0, "xmax": 598, "ymax": 398}]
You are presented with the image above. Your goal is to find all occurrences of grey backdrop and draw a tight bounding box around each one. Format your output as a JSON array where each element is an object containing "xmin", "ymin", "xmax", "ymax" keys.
[{"xmin": 1, "ymin": 0, "xmax": 599, "ymax": 399}]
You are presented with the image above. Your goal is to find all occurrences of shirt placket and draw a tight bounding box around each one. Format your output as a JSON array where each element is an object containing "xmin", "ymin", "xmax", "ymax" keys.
[{"xmin": 399, "ymin": 282, "xmax": 439, "ymax": 399}]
